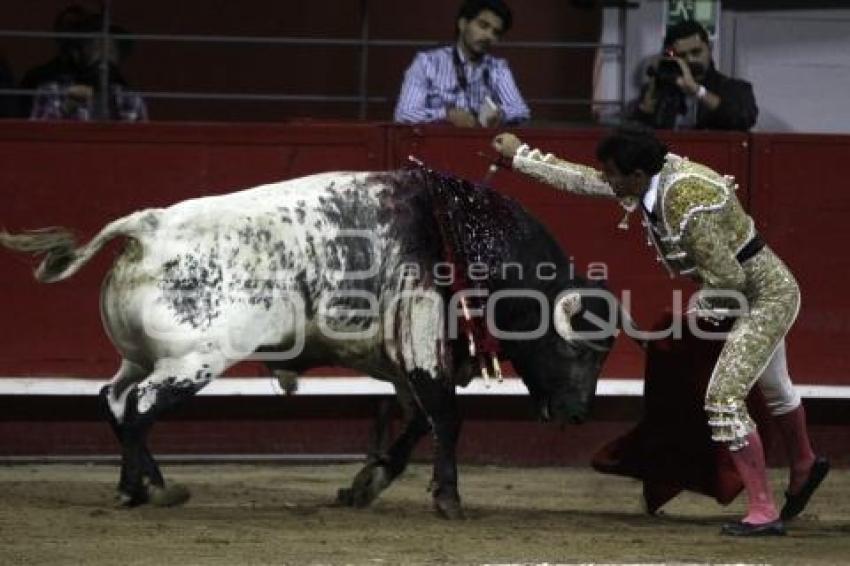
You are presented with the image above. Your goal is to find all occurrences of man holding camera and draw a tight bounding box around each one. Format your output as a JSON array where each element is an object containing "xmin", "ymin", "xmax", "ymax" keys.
[{"xmin": 633, "ymin": 20, "xmax": 757, "ymax": 131}]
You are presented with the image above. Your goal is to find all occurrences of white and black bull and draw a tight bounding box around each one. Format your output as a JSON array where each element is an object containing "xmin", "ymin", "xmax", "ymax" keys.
[{"xmin": 0, "ymin": 167, "xmax": 614, "ymax": 518}]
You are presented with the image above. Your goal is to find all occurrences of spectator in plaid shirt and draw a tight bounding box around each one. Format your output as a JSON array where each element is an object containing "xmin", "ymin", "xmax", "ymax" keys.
[{"xmin": 394, "ymin": 0, "xmax": 529, "ymax": 127}]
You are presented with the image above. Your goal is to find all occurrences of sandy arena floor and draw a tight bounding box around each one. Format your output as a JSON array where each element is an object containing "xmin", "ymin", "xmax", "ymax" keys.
[{"xmin": 0, "ymin": 463, "xmax": 847, "ymax": 565}]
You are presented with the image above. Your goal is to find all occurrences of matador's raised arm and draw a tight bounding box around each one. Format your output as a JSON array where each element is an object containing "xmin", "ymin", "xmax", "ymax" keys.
[{"xmin": 492, "ymin": 133, "xmax": 616, "ymax": 199}]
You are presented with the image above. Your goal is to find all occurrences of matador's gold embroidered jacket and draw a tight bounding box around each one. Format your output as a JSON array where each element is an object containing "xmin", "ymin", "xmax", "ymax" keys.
[{"xmin": 511, "ymin": 144, "xmax": 754, "ymax": 303}]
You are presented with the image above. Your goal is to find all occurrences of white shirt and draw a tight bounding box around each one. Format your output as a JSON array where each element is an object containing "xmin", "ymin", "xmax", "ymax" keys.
[{"xmin": 642, "ymin": 173, "xmax": 661, "ymax": 215}]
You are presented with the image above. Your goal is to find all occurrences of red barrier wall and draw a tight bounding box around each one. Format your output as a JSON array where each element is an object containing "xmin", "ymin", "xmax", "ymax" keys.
[
  {"xmin": 0, "ymin": 122, "xmax": 848, "ymax": 385},
  {"xmin": 750, "ymin": 134, "xmax": 850, "ymax": 383}
]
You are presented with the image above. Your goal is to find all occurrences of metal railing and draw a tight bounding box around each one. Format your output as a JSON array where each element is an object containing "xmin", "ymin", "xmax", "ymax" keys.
[{"xmin": 0, "ymin": 1, "xmax": 630, "ymax": 121}]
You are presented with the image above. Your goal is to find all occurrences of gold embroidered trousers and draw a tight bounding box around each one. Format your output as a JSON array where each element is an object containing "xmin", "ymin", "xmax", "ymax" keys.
[{"xmin": 704, "ymin": 246, "xmax": 800, "ymax": 450}]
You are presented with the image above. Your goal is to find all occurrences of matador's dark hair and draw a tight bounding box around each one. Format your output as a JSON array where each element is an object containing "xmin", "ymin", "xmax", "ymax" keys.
[
  {"xmin": 457, "ymin": 0, "xmax": 513, "ymax": 33},
  {"xmin": 596, "ymin": 123, "xmax": 668, "ymax": 176}
]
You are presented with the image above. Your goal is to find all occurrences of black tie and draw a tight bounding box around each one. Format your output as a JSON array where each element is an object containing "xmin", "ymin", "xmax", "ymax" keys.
[{"xmin": 642, "ymin": 201, "xmax": 658, "ymax": 224}]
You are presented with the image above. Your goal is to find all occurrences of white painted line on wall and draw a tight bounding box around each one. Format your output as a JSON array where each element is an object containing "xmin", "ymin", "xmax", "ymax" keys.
[{"xmin": 0, "ymin": 377, "xmax": 848, "ymax": 399}]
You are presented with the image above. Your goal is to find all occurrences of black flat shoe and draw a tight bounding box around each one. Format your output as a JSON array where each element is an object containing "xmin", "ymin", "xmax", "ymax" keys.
[
  {"xmin": 720, "ymin": 519, "xmax": 786, "ymax": 537},
  {"xmin": 781, "ymin": 455, "xmax": 830, "ymax": 521}
]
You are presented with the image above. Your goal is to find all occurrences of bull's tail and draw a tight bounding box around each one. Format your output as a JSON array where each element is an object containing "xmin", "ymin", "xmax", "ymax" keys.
[{"xmin": 0, "ymin": 211, "xmax": 149, "ymax": 283}]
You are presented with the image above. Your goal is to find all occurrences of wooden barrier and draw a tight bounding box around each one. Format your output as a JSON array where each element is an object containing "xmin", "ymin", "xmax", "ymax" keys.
[
  {"xmin": 0, "ymin": 122, "xmax": 846, "ymax": 385},
  {"xmin": 750, "ymin": 134, "xmax": 850, "ymax": 383}
]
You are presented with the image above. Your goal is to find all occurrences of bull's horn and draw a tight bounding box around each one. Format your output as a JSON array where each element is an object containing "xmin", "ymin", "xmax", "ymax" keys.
[{"xmin": 554, "ymin": 291, "xmax": 582, "ymax": 340}]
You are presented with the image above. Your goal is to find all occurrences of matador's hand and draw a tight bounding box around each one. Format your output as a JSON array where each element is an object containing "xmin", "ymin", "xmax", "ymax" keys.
[
  {"xmin": 491, "ymin": 133, "xmax": 522, "ymax": 160},
  {"xmin": 688, "ymin": 296, "xmax": 729, "ymax": 327}
]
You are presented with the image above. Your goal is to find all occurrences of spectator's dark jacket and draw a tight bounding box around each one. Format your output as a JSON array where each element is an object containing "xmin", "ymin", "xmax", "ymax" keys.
[{"xmin": 633, "ymin": 63, "xmax": 758, "ymax": 131}]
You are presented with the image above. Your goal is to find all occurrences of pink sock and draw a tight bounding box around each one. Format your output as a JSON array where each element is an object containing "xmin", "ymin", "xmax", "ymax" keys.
[
  {"xmin": 774, "ymin": 405, "xmax": 817, "ymax": 494},
  {"xmin": 729, "ymin": 431, "xmax": 779, "ymax": 524}
]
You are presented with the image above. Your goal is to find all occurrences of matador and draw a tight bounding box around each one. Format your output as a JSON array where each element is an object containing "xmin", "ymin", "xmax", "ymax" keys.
[{"xmin": 492, "ymin": 125, "xmax": 828, "ymax": 536}]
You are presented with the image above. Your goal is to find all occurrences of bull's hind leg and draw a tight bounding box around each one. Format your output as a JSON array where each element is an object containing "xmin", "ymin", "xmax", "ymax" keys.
[
  {"xmin": 105, "ymin": 352, "xmax": 226, "ymax": 507},
  {"xmin": 99, "ymin": 360, "xmax": 166, "ymax": 500},
  {"xmin": 338, "ymin": 390, "xmax": 431, "ymax": 508}
]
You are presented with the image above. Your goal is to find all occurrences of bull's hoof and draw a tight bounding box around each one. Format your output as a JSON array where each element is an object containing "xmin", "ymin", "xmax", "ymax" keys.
[
  {"xmin": 336, "ymin": 487, "xmax": 355, "ymax": 506},
  {"xmin": 116, "ymin": 488, "xmax": 149, "ymax": 508},
  {"xmin": 149, "ymin": 483, "xmax": 191, "ymax": 507},
  {"xmin": 337, "ymin": 463, "xmax": 389, "ymax": 508},
  {"xmin": 433, "ymin": 495, "xmax": 465, "ymax": 520}
]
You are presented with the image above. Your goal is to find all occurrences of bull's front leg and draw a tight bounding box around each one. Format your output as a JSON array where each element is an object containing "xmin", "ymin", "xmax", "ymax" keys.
[
  {"xmin": 337, "ymin": 403, "xmax": 430, "ymax": 508},
  {"xmin": 408, "ymin": 369, "xmax": 464, "ymax": 519}
]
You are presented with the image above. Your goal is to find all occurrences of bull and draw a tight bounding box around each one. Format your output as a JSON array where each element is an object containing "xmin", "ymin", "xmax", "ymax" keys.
[{"xmin": 0, "ymin": 166, "xmax": 614, "ymax": 518}]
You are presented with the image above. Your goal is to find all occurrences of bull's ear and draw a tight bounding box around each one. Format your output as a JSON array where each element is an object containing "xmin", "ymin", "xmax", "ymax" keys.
[{"xmin": 554, "ymin": 291, "xmax": 582, "ymax": 340}]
